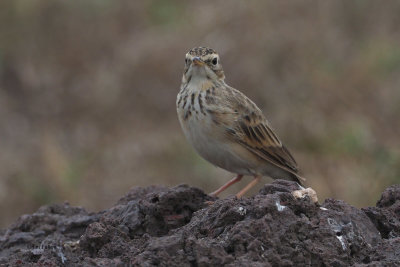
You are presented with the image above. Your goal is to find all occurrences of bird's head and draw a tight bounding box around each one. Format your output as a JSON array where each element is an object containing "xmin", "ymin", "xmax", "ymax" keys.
[{"xmin": 183, "ymin": 47, "xmax": 225, "ymax": 83}]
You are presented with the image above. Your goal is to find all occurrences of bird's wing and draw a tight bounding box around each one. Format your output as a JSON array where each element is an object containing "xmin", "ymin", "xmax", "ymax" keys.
[
  {"xmin": 232, "ymin": 116, "xmax": 299, "ymax": 173},
  {"xmin": 221, "ymin": 88, "xmax": 303, "ymax": 180}
]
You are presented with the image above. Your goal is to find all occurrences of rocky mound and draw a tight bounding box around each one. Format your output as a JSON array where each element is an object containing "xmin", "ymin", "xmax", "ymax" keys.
[{"xmin": 0, "ymin": 180, "xmax": 399, "ymax": 266}]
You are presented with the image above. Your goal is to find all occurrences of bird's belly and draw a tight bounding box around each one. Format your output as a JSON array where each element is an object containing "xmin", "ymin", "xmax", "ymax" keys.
[{"xmin": 178, "ymin": 110, "xmax": 254, "ymax": 175}]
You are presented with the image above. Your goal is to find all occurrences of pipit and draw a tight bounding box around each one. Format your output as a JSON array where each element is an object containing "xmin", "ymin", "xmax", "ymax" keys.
[{"xmin": 177, "ymin": 47, "xmax": 307, "ymax": 198}]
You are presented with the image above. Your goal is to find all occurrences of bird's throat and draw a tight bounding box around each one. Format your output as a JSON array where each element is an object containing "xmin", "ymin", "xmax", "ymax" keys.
[{"xmin": 186, "ymin": 74, "xmax": 214, "ymax": 93}]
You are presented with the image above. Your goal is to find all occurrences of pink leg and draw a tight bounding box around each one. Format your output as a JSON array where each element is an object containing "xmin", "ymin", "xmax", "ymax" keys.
[
  {"xmin": 236, "ymin": 176, "xmax": 261, "ymax": 198},
  {"xmin": 210, "ymin": 174, "xmax": 243, "ymax": 197}
]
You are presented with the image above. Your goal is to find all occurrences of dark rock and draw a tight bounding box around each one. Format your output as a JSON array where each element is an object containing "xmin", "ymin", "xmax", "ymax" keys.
[
  {"xmin": 363, "ymin": 184, "xmax": 400, "ymax": 239},
  {"xmin": 377, "ymin": 184, "xmax": 400, "ymax": 208},
  {"xmin": 0, "ymin": 180, "xmax": 399, "ymax": 266}
]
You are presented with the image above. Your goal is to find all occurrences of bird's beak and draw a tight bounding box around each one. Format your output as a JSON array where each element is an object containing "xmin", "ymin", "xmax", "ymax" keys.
[{"xmin": 192, "ymin": 57, "xmax": 205, "ymax": 66}]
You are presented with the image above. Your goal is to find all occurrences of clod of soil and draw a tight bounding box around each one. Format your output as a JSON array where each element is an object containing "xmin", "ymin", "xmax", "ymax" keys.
[{"xmin": 1, "ymin": 180, "xmax": 399, "ymax": 266}]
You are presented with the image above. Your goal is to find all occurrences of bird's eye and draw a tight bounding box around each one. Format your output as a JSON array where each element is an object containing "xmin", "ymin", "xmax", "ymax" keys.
[{"xmin": 212, "ymin": 57, "xmax": 218, "ymax": 65}]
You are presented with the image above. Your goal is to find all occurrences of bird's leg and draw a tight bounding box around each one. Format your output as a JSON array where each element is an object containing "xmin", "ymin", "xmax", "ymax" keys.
[
  {"xmin": 236, "ymin": 175, "xmax": 261, "ymax": 198},
  {"xmin": 210, "ymin": 174, "xmax": 243, "ymax": 197}
]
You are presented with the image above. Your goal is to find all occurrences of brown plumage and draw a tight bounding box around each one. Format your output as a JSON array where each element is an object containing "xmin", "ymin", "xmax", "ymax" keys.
[{"xmin": 177, "ymin": 47, "xmax": 305, "ymax": 198}]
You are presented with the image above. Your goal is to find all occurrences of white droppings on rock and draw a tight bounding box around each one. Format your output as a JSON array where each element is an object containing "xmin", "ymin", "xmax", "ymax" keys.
[
  {"xmin": 328, "ymin": 218, "xmax": 349, "ymax": 251},
  {"xmin": 275, "ymin": 201, "xmax": 286, "ymax": 211},
  {"xmin": 238, "ymin": 206, "xmax": 246, "ymax": 215},
  {"xmin": 31, "ymin": 248, "xmax": 44, "ymax": 255},
  {"xmin": 320, "ymin": 207, "xmax": 328, "ymax": 211},
  {"xmin": 54, "ymin": 246, "xmax": 67, "ymax": 264},
  {"xmin": 336, "ymin": 235, "xmax": 346, "ymax": 250}
]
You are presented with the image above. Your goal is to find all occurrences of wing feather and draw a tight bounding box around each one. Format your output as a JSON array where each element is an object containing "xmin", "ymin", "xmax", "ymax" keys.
[
  {"xmin": 221, "ymin": 88, "xmax": 301, "ymax": 178},
  {"xmin": 205, "ymin": 84, "xmax": 304, "ymax": 181},
  {"xmin": 234, "ymin": 118, "xmax": 299, "ymax": 173}
]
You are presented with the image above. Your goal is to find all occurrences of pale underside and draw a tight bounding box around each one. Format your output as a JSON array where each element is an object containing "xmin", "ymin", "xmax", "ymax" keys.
[{"xmin": 177, "ymin": 69, "xmax": 303, "ymax": 184}]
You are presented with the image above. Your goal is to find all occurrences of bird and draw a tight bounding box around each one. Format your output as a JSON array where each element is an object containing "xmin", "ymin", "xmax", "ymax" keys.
[{"xmin": 176, "ymin": 47, "xmax": 305, "ymax": 198}]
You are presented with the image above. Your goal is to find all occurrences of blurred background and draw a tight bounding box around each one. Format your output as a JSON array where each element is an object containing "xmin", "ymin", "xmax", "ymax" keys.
[{"xmin": 1, "ymin": 0, "xmax": 400, "ymax": 228}]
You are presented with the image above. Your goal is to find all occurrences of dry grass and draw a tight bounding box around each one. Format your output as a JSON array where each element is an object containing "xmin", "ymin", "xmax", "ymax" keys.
[{"xmin": 0, "ymin": 0, "xmax": 399, "ymax": 227}]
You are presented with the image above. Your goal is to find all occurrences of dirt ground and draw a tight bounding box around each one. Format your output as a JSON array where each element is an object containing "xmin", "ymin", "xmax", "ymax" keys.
[{"xmin": 0, "ymin": 180, "xmax": 399, "ymax": 266}]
